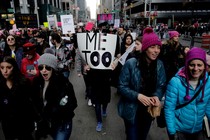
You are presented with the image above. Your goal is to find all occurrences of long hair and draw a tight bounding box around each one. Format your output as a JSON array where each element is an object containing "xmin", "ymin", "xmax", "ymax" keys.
[
  {"xmin": 138, "ymin": 52, "xmax": 157, "ymax": 96},
  {"xmin": 3, "ymin": 35, "xmax": 17, "ymax": 57},
  {"xmin": 0, "ymin": 56, "xmax": 26, "ymax": 85},
  {"xmin": 121, "ymin": 34, "xmax": 134, "ymax": 54}
]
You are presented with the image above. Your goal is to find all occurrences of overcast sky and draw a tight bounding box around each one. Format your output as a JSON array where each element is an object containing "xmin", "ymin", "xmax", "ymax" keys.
[{"xmin": 86, "ymin": 0, "xmax": 98, "ymax": 19}]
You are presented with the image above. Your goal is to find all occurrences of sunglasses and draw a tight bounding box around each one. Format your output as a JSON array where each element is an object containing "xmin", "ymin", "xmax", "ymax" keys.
[
  {"xmin": 38, "ymin": 65, "xmax": 52, "ymax": 71},
  {"xmin": 7, "ymin": 38, "xmax": 15, "ymax": 41}
]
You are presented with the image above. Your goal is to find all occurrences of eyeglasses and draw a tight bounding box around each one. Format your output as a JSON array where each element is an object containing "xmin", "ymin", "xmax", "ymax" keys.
[
  {"xmin": 38, "ymin": 65, "xmax": 52, "ymax": 71},
  {"xmin": 7, "ymin": 38, "xmax": 15, "ymax": 41}
]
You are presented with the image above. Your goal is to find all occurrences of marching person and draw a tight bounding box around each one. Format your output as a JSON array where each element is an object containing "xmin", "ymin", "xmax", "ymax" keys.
[
  {"xmin": 3, "ymin": 35, "xmax": 23, "ymax": 69},
  {"xmin": 164, "ymin": 47, "xmax": 210, "ymax": 140},
  {"xmin": 126, "ymin": 36, "xmax": 143, "ymax": 60},
  {"xmin": 118, "ymin": 27, "xmax": 166, "ymax": 140},
  {"xmin": 50, "ymin": 32, "xmax": 72, "ymax": 78},
  {"xmin": 32, "ymin": 53, "xmax": 77, "ymax": 140},
  {"xmin": 21, "ymin": 42, "xmax": 40, "ymax": 82},
  {"xmin": 159, "ymin": 30, "xmax": 190, "ymax": 82},
  {"xmin": 0, "ymin": 56, "xmax": 35, "ymax": 140}
]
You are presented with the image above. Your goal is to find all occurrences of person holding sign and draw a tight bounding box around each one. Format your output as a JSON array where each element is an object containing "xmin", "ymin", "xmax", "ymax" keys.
[
  {"xmin": 126, "ymin": 36, "xmax": 143, "ymax": 61},
  {"xmin": 76, "ymin": 31, "xmax": 117, "ymax": 132},
  {"xmin": 118, "ymin": 27, "xmax": 166, "ymax": 140},
  {"xmin": 110, "ymin": 33, "xmax": 134, "ymax": 88}
]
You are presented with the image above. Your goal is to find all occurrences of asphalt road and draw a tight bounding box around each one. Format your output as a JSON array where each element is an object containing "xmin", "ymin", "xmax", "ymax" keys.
[
  {"xmin": 0, "ymin": 37, "xmax": 203, "ymax": 140},
  {"xmin": 69, "ymin": 68, "xmax": 168, "ymax": 140}
]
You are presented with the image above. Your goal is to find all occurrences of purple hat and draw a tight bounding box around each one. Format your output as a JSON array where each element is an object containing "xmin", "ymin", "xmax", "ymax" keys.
[
  {"xmin": 185, "ymin": 47, "xmax": 206, "ymax": 67},
  {"xmin": 168, "ymin": 31, "xmax": 179, "ymax": 39},
  {"xmin": 142, "ymin": 28, "xmax": 162, "ymax": 51},
  {"xmin": 185, "ymin": 47, "xmax": 207, "ymax": 102}
]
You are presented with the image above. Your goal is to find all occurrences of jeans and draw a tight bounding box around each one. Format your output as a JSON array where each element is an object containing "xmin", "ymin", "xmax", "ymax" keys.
[
  {"xmin": 52, "ymin": 120, "xmax": 72, "ymax": 140},
  {"xmin": 95, "ymin": 103, "xmax": 108, "ymax": 122},
  {"xmin": 124, "ymin": 104, "xmax": 153, "ymax": 140}
]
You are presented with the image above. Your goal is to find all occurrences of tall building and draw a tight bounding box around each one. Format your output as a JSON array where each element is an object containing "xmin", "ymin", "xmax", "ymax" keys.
[
  {"xmin": 0, "ymin": 0, "xmax": 15, "ymax": 29},
  {"xmin": 123, "ymin": 0, "xmax": 210, "ymax": 27},
  {"xmin": 77, "ymin": 0, "xmax": 87, "ymax": 22}
]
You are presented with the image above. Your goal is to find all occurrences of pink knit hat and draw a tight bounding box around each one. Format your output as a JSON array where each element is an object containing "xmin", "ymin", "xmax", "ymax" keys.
[
  {"xmin": 185, "ymin": 47, "xmax": 207, "ymax": 102},
  {"xmin": 168, "ymin": 31, "xmax": 179, "ymax": 39},
  {"xmin": 142, "ymin": 28, "xmax": 162, "ymax": 51}
]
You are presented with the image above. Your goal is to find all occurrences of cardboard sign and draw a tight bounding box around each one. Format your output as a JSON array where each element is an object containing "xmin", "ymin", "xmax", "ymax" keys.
[
  {"xmin": 60, "ymin": 15, "xmax": 75, "ymax": 34},
  {"xmin": 77, "ymin": 33, "xmax": 117, "ymax": 69},
  {"xmin": 114, "ymin": 19, "xmax": 120, "ymax": 28},
  {"xmin": 131, "ymin": 32, "xmax": 137, "ymax": 40},
  {"xmin": 47, "ymin": 15, "xmax": 58, "ymax": 30},
  {"xmin": 15, "ymin": 14, "xmax": 38, "ymax": 28}
]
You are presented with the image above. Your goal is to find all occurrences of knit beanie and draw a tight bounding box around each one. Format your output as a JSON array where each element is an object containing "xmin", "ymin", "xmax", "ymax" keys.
[
  {"xmin": 23, "ymin": 42, "xmax": 36, "ymax": 54},
  {"xmin": 142, "ymin": 28, "xmax": 162, "ymax": 51},
  {"xmin": 44, "ymin": 48, "xmax": 55, "ymax": 55},
  {"xmin": 38, "ymin": 53, "xmax": 57, "ymax": 70},
  {"xmin": 168, "ymin": 31, "xmax": 179, "ymax": 39},
  {"xmin": 185, "ymin": 47, "xmax": 207, "ymax": 102}
]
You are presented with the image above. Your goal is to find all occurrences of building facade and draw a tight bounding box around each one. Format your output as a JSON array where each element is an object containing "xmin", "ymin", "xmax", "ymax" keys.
[{"xmin": 122, "ymin": 0, "xmax": 210, "ymax": 28}]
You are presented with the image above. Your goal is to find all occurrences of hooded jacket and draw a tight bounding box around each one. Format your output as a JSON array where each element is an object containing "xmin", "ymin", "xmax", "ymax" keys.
[{"xmin": 164, "ymin": 68, "xmax": 210, "ymax": 135}]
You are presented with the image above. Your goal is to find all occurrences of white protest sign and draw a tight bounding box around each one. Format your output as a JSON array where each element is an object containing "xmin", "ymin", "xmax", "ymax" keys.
[
  {"xmin": 47, "ymin": 15, "xmax": 58, "ymax": 30},
  {"xmin": 77, "ymin": 33, "xmax": 117, "ymax": 69},
  {"xmin": 131, "ymin": 32, "xmax": 137, "ymax": 40},
  {"xmin": 114, "ymin": 19, "xmax": 120, "ymax": 28},
  {"xmin": 118, "ymin": 43, "xmax": 135, "ymax": 65},
  {"xmin": 60, "ymin": 15, "xmax": 75, "ymax": 34}
]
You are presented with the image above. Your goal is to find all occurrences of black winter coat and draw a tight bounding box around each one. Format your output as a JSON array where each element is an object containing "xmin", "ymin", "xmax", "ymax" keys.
[
  {"xmin": 32, "ymin": 73, "xmax": 77, "ymax": 126},
  {"xmin": 0, "ymin": 78, "xmax": 35, "ymax": 139}
]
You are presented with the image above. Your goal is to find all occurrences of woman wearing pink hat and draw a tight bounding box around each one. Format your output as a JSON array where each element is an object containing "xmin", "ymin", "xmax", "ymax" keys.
[
  {"xmin": 118, "ymin": 27, "xmax": 166, "ymax": 140},
  {"xmin": 159, "ymin": 30, "xmax": 190, "ymax": 83}
]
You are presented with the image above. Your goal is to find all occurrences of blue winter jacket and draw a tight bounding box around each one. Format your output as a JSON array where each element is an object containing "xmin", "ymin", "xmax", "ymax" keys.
[
  {"xmin": 118, "ymin": 58, "xmax": 166, "ymax": 124},
  {"xmin": 164, "ymin": 68, "xmax": 210, "ymax": 135}
]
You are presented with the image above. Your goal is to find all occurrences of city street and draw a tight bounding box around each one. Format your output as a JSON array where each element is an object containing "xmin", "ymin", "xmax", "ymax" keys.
[
  {"xmin": 70, "ymin": 68, "xmax": 168, "ymax": 140},
  {"xmin": 0, "ymin": 37, "xmax": 204, "ymax": 140}
]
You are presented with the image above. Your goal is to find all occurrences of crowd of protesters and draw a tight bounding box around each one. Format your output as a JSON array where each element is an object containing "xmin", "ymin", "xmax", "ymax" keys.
[{"xmin": 0, "ymin": 20, "xmax": 210, "ymax": 140}]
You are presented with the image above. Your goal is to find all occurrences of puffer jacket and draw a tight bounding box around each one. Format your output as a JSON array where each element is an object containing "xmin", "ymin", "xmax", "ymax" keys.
[
  {"xmin": 118, "ymin": 58, "xmax": 166, "ymax": 124},
  {"xmin": 164, "ymin": 68, "xmax": 210, "ymax": 135}
]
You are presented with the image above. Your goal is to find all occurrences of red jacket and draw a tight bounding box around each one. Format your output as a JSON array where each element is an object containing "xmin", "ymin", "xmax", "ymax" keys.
[{"xmin": 21, "ymin": 53, "xmax": 40, "ymax": 82}]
